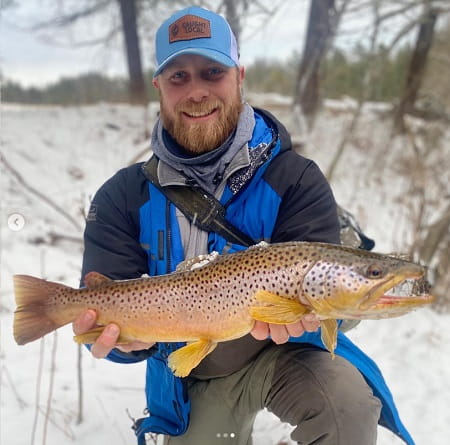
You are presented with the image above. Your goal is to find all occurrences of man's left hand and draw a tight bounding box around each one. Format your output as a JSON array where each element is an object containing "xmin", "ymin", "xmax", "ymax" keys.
[{"xmin": 250, "ymin": 314, "xmax": 320, "ymax": 344}]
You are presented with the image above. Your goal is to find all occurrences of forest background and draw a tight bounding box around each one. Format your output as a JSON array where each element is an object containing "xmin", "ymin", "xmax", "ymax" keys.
[
  {"xmin": 2, "ymin": 0, "xmax": 448, "ymax": 303},
  {"xmin": 1, "ymin": 0, "xmax": 449, "ymax": 117},
  {"xmin": 1, "ymin": 2, "xmax": 450, "ymax": 444}
]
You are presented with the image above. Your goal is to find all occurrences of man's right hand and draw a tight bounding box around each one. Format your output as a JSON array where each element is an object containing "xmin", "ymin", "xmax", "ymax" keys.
[{"xmin": 73, "ymin": 309, "xmax": 155, "ymax": 358}]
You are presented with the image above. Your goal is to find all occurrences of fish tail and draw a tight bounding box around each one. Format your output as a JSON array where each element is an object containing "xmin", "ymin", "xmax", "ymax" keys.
[{"xmin": 13, "ymin": 274, "xmax": 72, "ymax": 345}]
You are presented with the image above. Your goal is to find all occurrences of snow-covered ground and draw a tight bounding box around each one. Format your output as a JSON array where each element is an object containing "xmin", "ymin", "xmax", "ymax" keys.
[{"xmin": 1, "ymin": 100, "xmax": 449, "ymax": 445}]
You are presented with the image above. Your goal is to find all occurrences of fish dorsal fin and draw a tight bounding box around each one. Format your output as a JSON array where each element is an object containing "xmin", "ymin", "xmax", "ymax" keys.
[
  {"xmin": 84, "ymin": 271, "xmax": 112, "ymax": 288},
  {"xmin": 176, "ymin": 251, "xmax": 219, "ymax": 273}
]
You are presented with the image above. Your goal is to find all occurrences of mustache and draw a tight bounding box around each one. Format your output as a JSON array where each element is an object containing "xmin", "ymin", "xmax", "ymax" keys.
[{"xmin": 176, "ymin": 100, "xmax": 223, "ymax": 115}]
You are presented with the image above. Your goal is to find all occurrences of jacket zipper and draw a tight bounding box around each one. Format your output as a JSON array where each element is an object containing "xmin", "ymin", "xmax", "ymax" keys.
[{"xmin": 166, "ymin": 199, "xmax": 172, "ymax": 273}]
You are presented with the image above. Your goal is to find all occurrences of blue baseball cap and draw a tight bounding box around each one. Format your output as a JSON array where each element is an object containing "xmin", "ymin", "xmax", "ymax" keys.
[{"xmin": 154, "ymin": 6, "xmax": 239, "ymax": 77}]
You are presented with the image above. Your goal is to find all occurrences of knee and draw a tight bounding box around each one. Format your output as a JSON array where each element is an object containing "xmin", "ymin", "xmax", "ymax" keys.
[
  {"xmin": 302, "ymin": 353, "xmax": 382, "ymax": 433},
  {"xmin": 268, "ymin": 348, "xmax": 382, "ymax": 444},
  {"xmin": 328, "ymin": 375, "xmax": 382, "ymax": 445}
]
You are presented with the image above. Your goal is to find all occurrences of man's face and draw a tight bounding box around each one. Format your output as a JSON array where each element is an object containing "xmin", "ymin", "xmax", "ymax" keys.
[{"xmin": 153, "ymin": 54, "xmax": 245, "ymax": 155}]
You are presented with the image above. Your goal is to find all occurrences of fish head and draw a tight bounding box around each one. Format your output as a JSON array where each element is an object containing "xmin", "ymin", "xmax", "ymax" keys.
[{"xmin": 300, "ymin": 245, "xmax": 435, "ymax": 319}]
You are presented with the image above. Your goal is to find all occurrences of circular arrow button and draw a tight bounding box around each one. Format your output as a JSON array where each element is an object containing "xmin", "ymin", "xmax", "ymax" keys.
[{"xmin": 7, "ymin": 213, "xmax": 25, "ymax": 232}]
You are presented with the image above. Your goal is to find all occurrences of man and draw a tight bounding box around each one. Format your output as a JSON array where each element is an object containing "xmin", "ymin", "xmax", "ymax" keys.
[{"xmin": 74, "ymin": 6, "xmax": 413, "ymax": 445}]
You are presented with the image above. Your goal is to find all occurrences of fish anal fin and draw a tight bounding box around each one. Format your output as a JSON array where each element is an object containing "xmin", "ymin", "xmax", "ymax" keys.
[
  {"xmin": 249, "ymin": 289, "xmax": 308, "ymax": 324},
  {"xmin": 84, "ymin": 272, "xmax": 112, "ymax": 288},
  {"xmin": 168, "ymin": 339, "xmax": 217, "ymax": 377},
  {"xmin": 320, "ymin": 319, "xmax": 338, "ymax": 358},
  {"xmin": 73, "ymin": 326, "xmax": 133, "ymax": 345}
]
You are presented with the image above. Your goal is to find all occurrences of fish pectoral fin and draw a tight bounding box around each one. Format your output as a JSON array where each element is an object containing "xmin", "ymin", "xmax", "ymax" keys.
[
  {"xmin": 168, "ymin": 339, "xmax": 217, "ymax": 378},
  {"xmin": 249, "ymin": 289, "xmax": 308, "ymax": 324},
  {"xmin": 73, "ymin": 326, "xmax": 133, "ymax": 345},
  {"xmin": 320, "ymin": 319, "xmax": 338, "ymax": 358}
]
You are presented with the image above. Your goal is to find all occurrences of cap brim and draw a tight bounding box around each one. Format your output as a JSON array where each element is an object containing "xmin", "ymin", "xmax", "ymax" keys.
[{"xmin": 153, "ymin": 48, "xmax": 237, "ymax": 77}]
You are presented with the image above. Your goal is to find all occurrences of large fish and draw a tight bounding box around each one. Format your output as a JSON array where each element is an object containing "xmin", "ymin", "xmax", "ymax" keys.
[{"xmin": 13, "ymin": 241, "xmax": 434, "ymax": 377}]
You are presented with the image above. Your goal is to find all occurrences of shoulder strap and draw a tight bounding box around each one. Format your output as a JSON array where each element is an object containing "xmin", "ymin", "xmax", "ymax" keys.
[{"xmin": 141, "ymin": 156, "xmax": 256, "ymax": 247}]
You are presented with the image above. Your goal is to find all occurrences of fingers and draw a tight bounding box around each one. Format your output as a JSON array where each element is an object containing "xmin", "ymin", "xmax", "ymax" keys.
[
  {"xmin": 250, "ymin": 320, "xmax": 270, "ymax": 340},
  {"xmin": 301, "ymin": 313, "xmax": 321, "ymax": 332},
  {"xmin": 72, "ymin": 309, "xmax": 120, "ymax": 359},
  {"xmin": 90, "ymin": 324, "xmax": 120, "ymax": 359},
  {"xmin": 251, "ymin": 322, "xmax": 294, "ymax": 344},
  {"xmin": 250, "ymin": 314, "xmax": 321, "ymax": 344},
  {"xmin": 268, "ymin": 324, "xmax": 290, "ymax": 344},
  {"xmin": 73, "ymin": 309, "xmax": 97, "ymax": 335},
  {"xmin": 285, "ymin": 321, "xmax": 306, "ymax": 338}
]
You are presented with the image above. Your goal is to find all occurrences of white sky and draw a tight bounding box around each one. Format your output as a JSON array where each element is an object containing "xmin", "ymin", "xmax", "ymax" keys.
[{"xmin": 1, "ymin": 0, "xmax": 413, "ymax": 87}]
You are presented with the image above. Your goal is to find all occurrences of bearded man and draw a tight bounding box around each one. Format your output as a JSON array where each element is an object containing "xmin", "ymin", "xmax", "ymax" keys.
[{"xmin": 74, "ymin": 6, "xmax": 414, "ymax": 445}]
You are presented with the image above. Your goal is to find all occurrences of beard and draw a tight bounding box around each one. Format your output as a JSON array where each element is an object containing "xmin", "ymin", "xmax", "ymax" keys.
[{"xmin": 159, "ymin": 86, "xmax": 243, "ymax": 155}]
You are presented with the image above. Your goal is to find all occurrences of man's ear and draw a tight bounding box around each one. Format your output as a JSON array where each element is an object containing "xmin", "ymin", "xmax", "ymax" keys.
[
  {"xmin": 152, "ymin": 77, "xmax": 160, "ymax": 90},
  {"xmin": 239, "ymin": 66, "xmax": 245, "ymax": 84}
]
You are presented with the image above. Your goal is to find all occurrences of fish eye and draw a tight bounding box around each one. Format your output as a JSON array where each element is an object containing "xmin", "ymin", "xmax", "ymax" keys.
[{"xmin": 365, "ymin": 264, "xmax": 385, "ymax": 279}]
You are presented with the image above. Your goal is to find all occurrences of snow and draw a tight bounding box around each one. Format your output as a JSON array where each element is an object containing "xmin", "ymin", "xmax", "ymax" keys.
[{"xmin": 1, "ymin": 100, "xmax": 449, "ymax": 445}]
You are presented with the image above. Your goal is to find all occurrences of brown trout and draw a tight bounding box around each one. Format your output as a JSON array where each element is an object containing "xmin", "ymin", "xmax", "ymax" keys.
[{"xmin": 13, "ymin": 241, "xmax": 434, "ymax": 377}]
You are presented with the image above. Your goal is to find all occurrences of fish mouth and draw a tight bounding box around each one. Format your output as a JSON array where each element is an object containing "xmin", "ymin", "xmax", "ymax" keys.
[{"xmin": 360, "ymin": 273, "xmax": 435, "ymax": 315}]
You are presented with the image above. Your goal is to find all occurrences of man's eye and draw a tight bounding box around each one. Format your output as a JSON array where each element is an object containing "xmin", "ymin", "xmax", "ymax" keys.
[
  {"xmin": 170, "ymin": 71, "xmax": 187, "ymax": 82},
  {"xmin": 205, "ymin": 67, "xmax": 225, "ymax": 79}
]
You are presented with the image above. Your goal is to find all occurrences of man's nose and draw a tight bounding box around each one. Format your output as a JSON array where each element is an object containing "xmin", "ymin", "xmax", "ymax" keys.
[{"xmin": 187, "ymin": 79, "xmax": 210, "ymax": 102}]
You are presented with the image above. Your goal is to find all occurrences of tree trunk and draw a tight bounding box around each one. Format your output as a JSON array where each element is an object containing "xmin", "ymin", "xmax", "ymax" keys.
[
  {"xmin": 394, "ymin": 6, "xmax": 438, "ymax": 132},
  {"xmin": 293, "ymin": 0, "xmax": 335, "ymax": 125},
  {"xmin": 223, "ymin": 0, "xmax": 242, "ymax": 44},
  {"xmin": 118, "ymin": 0, "xmax": 147, "ymax": 105}
]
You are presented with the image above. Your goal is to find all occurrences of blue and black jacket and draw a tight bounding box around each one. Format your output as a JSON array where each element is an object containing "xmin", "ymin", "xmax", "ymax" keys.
[{"xmin": 81, "ymin": 108, "xmax": 414, "ymax": 444}]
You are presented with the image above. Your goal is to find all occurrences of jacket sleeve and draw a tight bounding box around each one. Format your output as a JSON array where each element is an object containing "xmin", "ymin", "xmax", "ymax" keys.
[
  {"xmin": 81, "ymin": 166, "xmax": 148, "ymax": 281},
  {"xmin": 265, "ymin": 151, "xmax": 340, "ymax": 244},
  {"xmin": 81, "ymin": 166, "xmax": 156, "ymax": 363}
]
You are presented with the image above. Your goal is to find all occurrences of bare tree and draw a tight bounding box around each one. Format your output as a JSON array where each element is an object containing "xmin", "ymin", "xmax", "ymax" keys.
[
  {"xmin": 118, "ymin": 0, "xmax": 147, "ymax": 104},
  {"xmin": 394, "ymin": 3, "xmax": 439, "ymax": 131},
  {"xmin": 293, "ymin": 0, "xmax": 335, "ymax": 122},
  {"xmin": 27, "ymin": 0, "xmax": 148, "ymax": 104},
  {"xmin": 326, "ymin": 0, "xmax": 382, "ymax": 181},
  {"xmin": 218, "ymin": 0, "xmax": 283, "ymax": 49},
  {"xmin": 293, "ymin": 0, "xmax": 352, "ymax": 128},
  {"xmin": 222, "ymin": 0, "xmax": 247, "ymax": 43}
]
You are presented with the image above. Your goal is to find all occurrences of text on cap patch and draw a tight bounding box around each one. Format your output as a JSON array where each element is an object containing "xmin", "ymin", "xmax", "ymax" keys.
[{"xmin": 169, "ymin": 14, "xmax": 211, "ymax": 43}]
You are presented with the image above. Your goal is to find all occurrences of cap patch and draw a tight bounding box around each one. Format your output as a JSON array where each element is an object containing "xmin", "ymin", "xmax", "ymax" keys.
[{"xmin": 169, "ymin": 14, "xmax": 211, "ymax": 43}]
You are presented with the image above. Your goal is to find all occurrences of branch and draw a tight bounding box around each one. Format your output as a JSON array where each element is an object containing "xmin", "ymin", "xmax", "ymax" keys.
[
  {"xmin": 31, "ymin": 0, "xmax": 112, "ymax": 30},
  {"xmin": 386, "ymin": 17, "xmax": 423, "ymax": 53},
  {"xmin": 37, "ymin": 25, "xmax": 121, "ymax": 48},
  {"xmin": 2, "ymin": 365, "xmax": 27, "ymax": 410},
  {"xmin": 42, "ymin": 332, "xmax": 58, "ymax": 445},
  {"xmin": 77, "ymin": 345, "xmax": 83, "ymax": 424},
  {"xmin": 376, "ymin": 1, "xmax": 424, "ymax": 24},
  {"xmin": 0, "ymin": 151, "xmax": 82, "ymax": 231},
  {"xmin": 326, "ymin": 0, "xmax": 382, "ymax": 181},
  {"xmin": 419, "ymin": 205, "xmax": 450, "ymax": 264},
  {"xmin": 31, "ymin": 339, "xmax": 45, "ymax": 445}
]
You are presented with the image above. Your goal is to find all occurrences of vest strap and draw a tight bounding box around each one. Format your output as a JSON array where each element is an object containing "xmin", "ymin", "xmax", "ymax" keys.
[{"xmin": 141, "ymin": 156, "xmax": 256, "ymax": 247}]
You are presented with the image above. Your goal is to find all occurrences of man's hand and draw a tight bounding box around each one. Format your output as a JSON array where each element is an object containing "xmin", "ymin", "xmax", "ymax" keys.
[
  {"xmin": 73, "ymin": 309, "xmax": 155, "ymax": 358},
  {"xmin": 250, "ymin": 314, "xmax": 321, "ymax": 344}
]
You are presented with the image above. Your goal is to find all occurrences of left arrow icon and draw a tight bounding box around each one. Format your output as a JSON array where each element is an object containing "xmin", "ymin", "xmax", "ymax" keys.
[{"xmin": 7, "ymin": 213, "xmax": 25, "ymax": 231}]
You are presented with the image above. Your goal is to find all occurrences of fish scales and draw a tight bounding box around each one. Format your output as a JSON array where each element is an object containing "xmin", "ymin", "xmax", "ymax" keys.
[
  {"xmin": 12, "ymin": 241, "xmax": 435, "ymax": 377},
  {"xmin": 62, "ymin": 243, "xmax": 312, "ymax": 342}
]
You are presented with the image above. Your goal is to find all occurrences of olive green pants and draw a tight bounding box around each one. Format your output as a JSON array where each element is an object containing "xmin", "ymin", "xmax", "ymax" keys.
[{"xmin": 163, "ymin": 344, "xmax": 381, "ymax": 445}]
